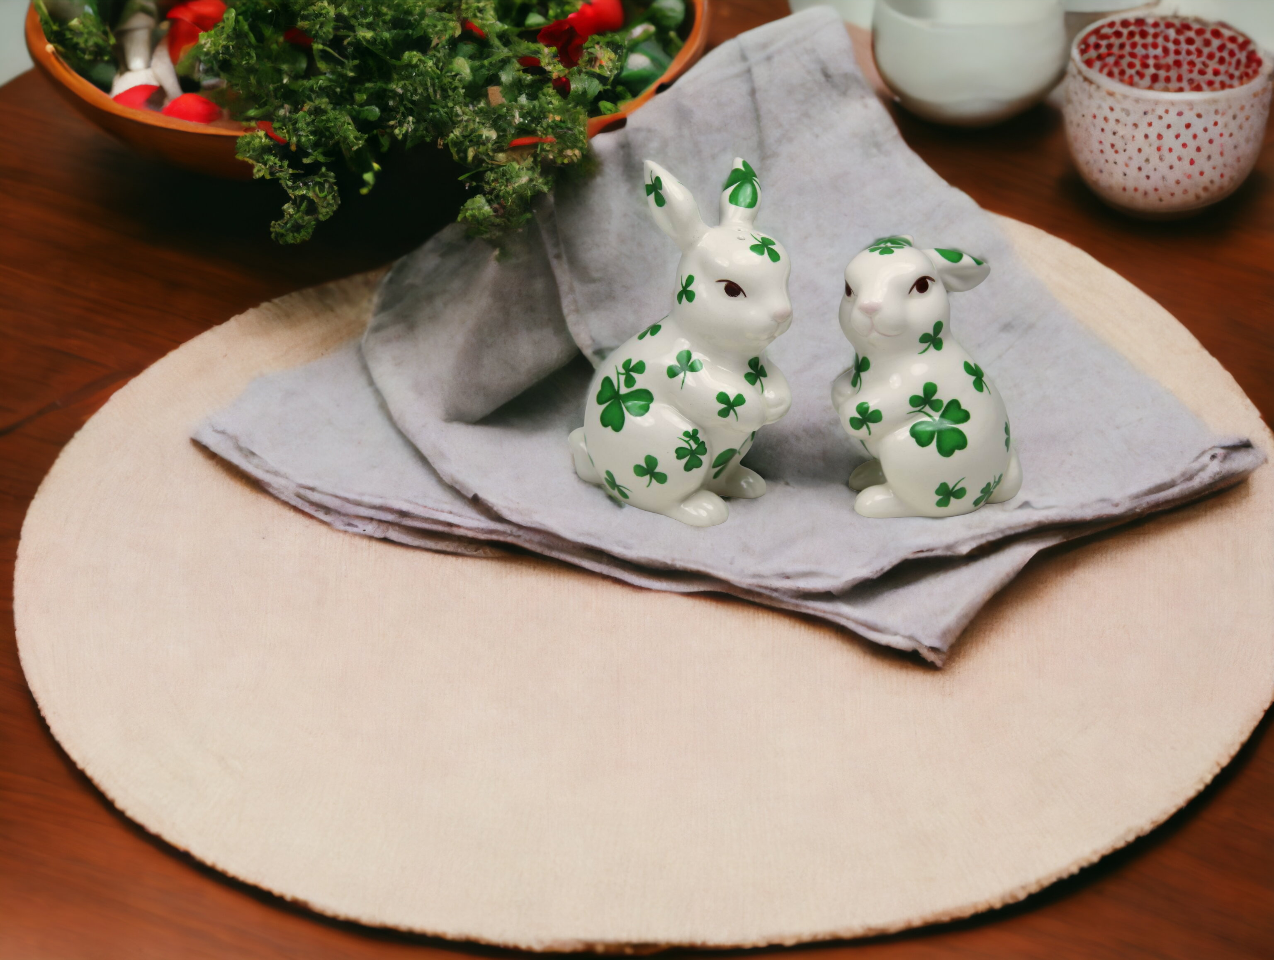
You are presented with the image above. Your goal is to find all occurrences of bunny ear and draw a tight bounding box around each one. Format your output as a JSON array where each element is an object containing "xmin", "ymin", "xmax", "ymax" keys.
[
  {"xmin": 923, "ymin": 247, "xmax": 990, "ymax": 292},
  {"xmin": 719, "ymin": 157, "xmax": 761, "ymax": 225},
  {"xmin": 643, "ymin": 160, "xmax": 708, "ymax": 251}
]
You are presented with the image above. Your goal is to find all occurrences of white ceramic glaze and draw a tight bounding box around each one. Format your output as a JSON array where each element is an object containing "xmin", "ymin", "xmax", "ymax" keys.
[
  {"xmin": 872, "ymin": 0, "xmax": 1068, "ymax": 127},
  {"xmin": 569, "ymin": 158, "xmax": 793, "ymax": 527},
  {"xmin": 1063, "ymin": 13, "xmax": 1272, "ymax": 217},
  {"xmin": 832, "ymin": 236, "xmax": 1022, "ymax": 519}
]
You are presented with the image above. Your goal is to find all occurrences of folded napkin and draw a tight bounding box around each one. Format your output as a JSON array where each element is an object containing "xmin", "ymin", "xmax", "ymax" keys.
[{"xmin": 195, "ymin": 9, "xmax": 1262, "ymax": 663}]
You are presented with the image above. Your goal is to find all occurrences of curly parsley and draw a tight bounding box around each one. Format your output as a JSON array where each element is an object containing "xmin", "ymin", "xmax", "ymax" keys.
[{"xmin": 197, "ymin": 0, "xmax": 682, "ymax": 242}]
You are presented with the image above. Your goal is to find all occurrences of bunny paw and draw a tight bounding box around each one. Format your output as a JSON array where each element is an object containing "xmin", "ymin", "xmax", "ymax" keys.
[
  {"xmin": 569, "ymin": 427, "xmax": 601, "ymax": 485},
  {"xmin": 711, "ymin": 465, "xmax": 767, "ymax": 499},
  {"xmin": 853, "ymin": 483, "xmax": 919, "ymax": 519},
  {"xmin": 662, "ymin": 490, "xmax": 730, "ymax": 527}
]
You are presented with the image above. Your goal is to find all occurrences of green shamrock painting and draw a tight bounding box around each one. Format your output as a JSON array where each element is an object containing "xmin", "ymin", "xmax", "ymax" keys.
[
  {"xmin": 723, "ymin": 161, "xmax": 760, "ymax": 208},
  {"xmin": 934, "ymin": 247, "xmax": 984, "ymax": 265},
  {"xmin": 676, "ymin": 429, "xmax": 707, "ymax": 471},
  {"xmin": 744, "ymin": 357, "xmax": 768, "ymax": 390},
  {"xmin": 749, "ymin": 234, "xmax": 780, "ymax": 262},
  {"xmin": 867, "ymin": 236, "xmax": 912, "ymax": 255},
  {"xmin": 964, "ymin": 360, "xmax": 987, "ymax": 392},
  {"xmin": 716, "ymin": 392, "xmax": 746, "ymax": 420},
  {"xmin": 973, "ymin": 474, "xmax": 1003, "ymax": 507},
  {"xmin": 918, "ymin": 320, "xmax": 944, "ymax": 354},
  {"xmin": 637, "ymin": 321, "xmax": 662, "ymax": 340},
  {"xmin": 850, "ymin": 354, "xmax": 870, "ymax": 389},
  {"xmin": 677, "ymin": 275, "xmax": 695, "ymax": 304},
  {"xmin": 645, "ymin": 173, "xmax": 665, "ymax": 207},
  {"xmin": 909, "ymin": 381, "xmax": 943, "ymax": 415},
  {"xmin": 596, "ymin": 361, "xmax": 654, "ymax": 433},
  {"xmin": 848, "ymin": 401, "xmax": 882, "ymax": 435},
  {"xmin": 618, "ymin": 358, "xmax": 645, "ymax": 388},
  {"xmin": 667, "ymin": 349, "xmax": 703, "ymax": 387},
  {"xmin": 604, "ymin": 470, "xmax": 630, "ymax": 500},
  {"xmin": 910, "ymin": 388, "xmax": 971, "ymax": 458},
  {"xmin": 934, "ymin": 478, "xmax": 967, "ymax": 508},
  {"xmin": 711, "ymin": 447, "xmax": 738, "ymax": 479},
  {"xmin": 633, "ymin": 455, "xmax": 667, "ymax": 487}
]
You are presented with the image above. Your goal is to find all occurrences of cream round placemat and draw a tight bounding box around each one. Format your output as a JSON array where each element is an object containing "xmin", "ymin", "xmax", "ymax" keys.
[{"xmin": 15, "ymin": 218, "xmax": 1273, "ymax": 951}]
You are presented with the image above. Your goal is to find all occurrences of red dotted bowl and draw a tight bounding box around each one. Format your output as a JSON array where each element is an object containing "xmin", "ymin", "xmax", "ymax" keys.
[{"xmin": 1063, "ymin": 14, "xmax": 1272, "ymax": 218}]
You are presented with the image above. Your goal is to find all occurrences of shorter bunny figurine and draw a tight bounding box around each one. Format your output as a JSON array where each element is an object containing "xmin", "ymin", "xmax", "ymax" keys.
[
  {"xmin": 568, "ymin": 158, "xmax": 793, "ymax": 527},
  {"xmin": 832, "ymin": 236, "xmax": 1022, "ymax": 518}
]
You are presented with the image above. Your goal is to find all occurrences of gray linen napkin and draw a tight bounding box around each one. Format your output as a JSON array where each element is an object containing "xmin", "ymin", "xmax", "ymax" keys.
[
  {"xmin": 196, "ymin": 343, "xmax": 1108, "ymax": 663},
  {"xmin": 194, "ymin": 9, "xmax": 1262, "ymax": 662}
]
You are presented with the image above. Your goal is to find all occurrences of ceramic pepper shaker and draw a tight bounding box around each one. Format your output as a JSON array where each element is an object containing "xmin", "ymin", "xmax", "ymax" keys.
[
  {"xmin": 569, "ymin": 158, "xmax": 793, "ymax": 527},
  {"xmin": 832, "ymin": 236, "xmax": 1022, "ymax": 518}
]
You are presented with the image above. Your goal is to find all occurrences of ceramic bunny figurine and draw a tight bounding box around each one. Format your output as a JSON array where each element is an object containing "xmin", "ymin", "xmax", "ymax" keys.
[
  {"xmin": 832, "ymin": 236, "xmax": 1022, "ymax": 518},
  {"xmin": 568, "ymin": 158, "xmax": 793, "ymax": 527}
]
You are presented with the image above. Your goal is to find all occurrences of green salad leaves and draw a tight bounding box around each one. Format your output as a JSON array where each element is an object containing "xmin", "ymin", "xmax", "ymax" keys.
[{"xmin": 37, "ymin": 0, "xmax": 688, "ymax": 243}]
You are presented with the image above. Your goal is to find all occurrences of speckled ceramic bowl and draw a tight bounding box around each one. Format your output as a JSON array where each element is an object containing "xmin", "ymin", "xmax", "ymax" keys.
[{"xmin": 1063, "ymin": 13, "xmax": 1272, "ymax": 218}]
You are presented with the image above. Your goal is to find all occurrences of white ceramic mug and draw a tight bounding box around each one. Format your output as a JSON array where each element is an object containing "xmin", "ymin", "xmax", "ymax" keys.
[{"xmin": 872, "ymin": 0, "xmax": 1068, "ymax": 126}]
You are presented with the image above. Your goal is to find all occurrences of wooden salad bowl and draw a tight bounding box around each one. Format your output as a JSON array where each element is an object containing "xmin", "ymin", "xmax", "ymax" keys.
[{"xmin": 25, "ymin": 1, "xmax": 709, "ymax": 181}]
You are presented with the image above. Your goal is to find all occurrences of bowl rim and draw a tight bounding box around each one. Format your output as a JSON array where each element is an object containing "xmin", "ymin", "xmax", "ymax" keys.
[
  {"xmin": 1069, "ymin": 11, "xmax": 1273, "ymax": 101},
  {"xmin": 25, "ymin": 0, "xmax": 709, "ymax": 142}
]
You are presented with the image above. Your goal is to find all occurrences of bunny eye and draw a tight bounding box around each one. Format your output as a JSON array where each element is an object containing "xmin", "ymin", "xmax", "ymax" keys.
[
  {"xmin": 718, "ymin": 280, "xmax": 746, "ymax": 298},
  {"xmin": 844, "ymin": 282, "xmax": 854, "ymax": 298},
  {"xmin": 909, "ymin": 275, "xmax": 936, "ymax": 295}
]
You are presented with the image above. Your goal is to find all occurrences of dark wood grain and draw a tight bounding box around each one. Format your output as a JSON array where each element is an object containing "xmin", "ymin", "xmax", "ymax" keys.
[{"xmin": 2, "ymin": 3, "xmax": 1271, "ymax": 957}]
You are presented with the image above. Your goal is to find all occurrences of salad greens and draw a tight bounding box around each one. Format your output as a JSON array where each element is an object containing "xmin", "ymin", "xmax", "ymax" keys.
[{"xmin": 35, "ymin": 0, "xmax": 690, "ymax": 242}]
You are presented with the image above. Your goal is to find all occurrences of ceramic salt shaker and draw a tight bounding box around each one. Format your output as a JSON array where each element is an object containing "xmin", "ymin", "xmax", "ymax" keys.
[
  {"xmin": 569, "ymin": 158, "xmax": 793, "ymax": 527},
  {"xmin": 832, "ymin": 236, "xmax": 1022, "ymax": 518}
]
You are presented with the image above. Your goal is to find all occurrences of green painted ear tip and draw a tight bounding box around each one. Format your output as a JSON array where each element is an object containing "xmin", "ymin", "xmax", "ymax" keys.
[
  {"xmin": 721, "ymin": 160, "xmax": 761, "ymax": 207},
  {"xmin": 934, "ymin": 247, "xmax": 988, "ymax": 266}
]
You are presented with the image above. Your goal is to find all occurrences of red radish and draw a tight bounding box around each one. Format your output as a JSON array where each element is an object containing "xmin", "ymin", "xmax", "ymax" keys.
[
  {"xmin": 168, "ymin": 18, "xmax": 202, "ymax": 61},
  {"xmin": 166, "ymin": 0, "xmax": 227, "ymax": 30},
  {"xmin": 508, "ymin": 135, "xmax": 557, "ymax": 146},
  {"xmin": 112, "ymin": 84, "xmax": 161, "ymax": 110},
  {"xmin": 538, "ymin": 20, "xmax": 585, "ymax": 69},
  {"xmin": 161, "ymin": 93, "xmax": 222, "ymax": 123},
  {"xmin": 538, "ymin": 0, "xmax": 623, "ymax": 70},
  {"xmin": 462, "ymin": 19, "xmax": 486, "ymax": 39},
  {"xmin": 517, "ymin": 55, "xmax": 541, "ymax": 68},
  {"xmin": 258, "ymin": 120, "xmax": 288, "ymax": 144},
  {"xmin": 282, "ymin": 27, "xmax": 313, "ymax": 47},
  {"xmin": 552, "ymin": 76, "xmax": 571, "ymax": 97},
  {"xmin": 167, "ymin": 0, "xmax": 227, "ymax": 61},
  {"xmin": 568, "ymin": 0, "xmax": 623, "ymax": 37}
]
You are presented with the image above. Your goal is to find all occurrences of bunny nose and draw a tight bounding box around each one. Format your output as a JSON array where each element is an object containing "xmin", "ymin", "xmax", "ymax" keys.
[
  {"xmin": 773, "ymin": 305, "xmax": 792, "ymax": 322},
  {"xmin": 858, "ymin": 300, "xmax": 882, "ymax": 317}
]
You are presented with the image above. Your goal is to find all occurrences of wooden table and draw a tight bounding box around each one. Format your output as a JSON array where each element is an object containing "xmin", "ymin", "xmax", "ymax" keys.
[{"xmin": 2, "ymin": 3, "xmax": 1270, "ymax": 957}]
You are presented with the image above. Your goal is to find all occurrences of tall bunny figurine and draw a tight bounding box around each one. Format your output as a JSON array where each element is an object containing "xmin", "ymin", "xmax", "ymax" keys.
[
  {"xmin": 832, "ymin": 236, "xmax": 1022, "ymax": 518},
  {"xmin": 568, "ymin": 158, "xmax": 793, "ymax": 527}
]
